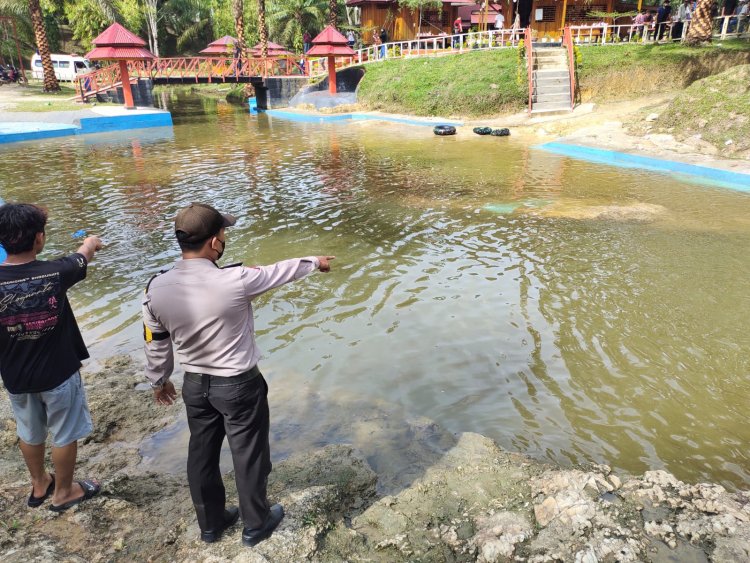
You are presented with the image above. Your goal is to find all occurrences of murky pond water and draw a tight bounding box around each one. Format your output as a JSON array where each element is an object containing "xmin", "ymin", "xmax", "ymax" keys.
[{"xmin": 2, "ymin": 94, "xmax": 750, "ymax": 491}]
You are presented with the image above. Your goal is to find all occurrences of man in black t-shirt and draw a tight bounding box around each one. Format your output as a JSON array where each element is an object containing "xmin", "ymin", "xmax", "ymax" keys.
[{"xmin": 0, "ymin": 203, "xmax": 103, "ymax": 512}]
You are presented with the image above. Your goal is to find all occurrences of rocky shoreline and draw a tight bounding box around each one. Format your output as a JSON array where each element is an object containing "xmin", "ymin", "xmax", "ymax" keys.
[{"xmin": 1, "ymin": 357, "xmax": 749, "ymax": 562}]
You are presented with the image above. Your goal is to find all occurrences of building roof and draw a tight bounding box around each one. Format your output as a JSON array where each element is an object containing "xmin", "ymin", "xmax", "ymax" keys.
[
  {"xmin": 249, "ymin": 41, "xmax": 293, "ymax": 56},
  {"xmin": 85, "ymin": 46, "xmax": 155, "ymax": 60},
  {"xmin": 207, "ymin": 35, "xmax": 239, "ymax": 47},
  {"xmin": 90, "ymin": 23, "xmax": 147, "ymax": 47},
  {"xmin": 311, "ymin": 26, "xmax": 349, "ymax": 46},
  {"xmin": 306, "ymin": 44, "xmax": 356, "ymax": 56},
  {"xmin": 200, "ymin": 36, "xmax": 239, "ymax": 54},
  {"xmin": 86, "ymin": 23, "xmax": 154, "ymax": 60}
]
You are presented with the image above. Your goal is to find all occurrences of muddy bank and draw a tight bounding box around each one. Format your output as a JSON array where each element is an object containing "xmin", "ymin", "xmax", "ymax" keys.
[{"xmin": 1, "ymin": 356, "xmax": 749, "ymax": 562}]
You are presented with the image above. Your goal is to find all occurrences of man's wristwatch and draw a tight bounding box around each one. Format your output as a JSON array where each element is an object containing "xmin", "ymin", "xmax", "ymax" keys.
[{"xmin": 150, "ymin": 377, "xmax": 168, "ymax": 390}]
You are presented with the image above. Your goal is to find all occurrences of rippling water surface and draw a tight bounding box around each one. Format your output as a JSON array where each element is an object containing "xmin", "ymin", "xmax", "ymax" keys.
[{"xmin": 2, "ymin": 95, "xmax": 750, "ymax": 489}]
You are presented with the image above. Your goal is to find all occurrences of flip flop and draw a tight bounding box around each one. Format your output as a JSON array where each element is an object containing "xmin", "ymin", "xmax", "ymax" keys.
[
  {"xmin": 27, "ymin": 474, "xmax": 55, "ymax": 508},
  {"xmin": 49, "ymin": 479, "xmax": 100, "ymax": 513}
]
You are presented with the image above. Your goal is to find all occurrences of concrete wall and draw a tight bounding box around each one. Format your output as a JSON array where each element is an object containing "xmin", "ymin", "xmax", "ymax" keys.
[
  {"xmin": 96, "ymin": 79, "xmax": 155, "ymax": 107},
  {"xmin": 255, "ymin": 77, "xmax": 310, "ymax": 110}
]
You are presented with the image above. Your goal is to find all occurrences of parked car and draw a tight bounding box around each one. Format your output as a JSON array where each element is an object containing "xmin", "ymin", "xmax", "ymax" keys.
[{"xmin": 31, "ymin": 54, "xmax": 92, "ymax": 81}]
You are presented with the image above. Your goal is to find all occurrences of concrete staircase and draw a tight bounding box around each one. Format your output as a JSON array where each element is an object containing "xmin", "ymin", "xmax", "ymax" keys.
[{"xmin": 530, "ymin": 46, "xmax": 572, "ymax": 115}]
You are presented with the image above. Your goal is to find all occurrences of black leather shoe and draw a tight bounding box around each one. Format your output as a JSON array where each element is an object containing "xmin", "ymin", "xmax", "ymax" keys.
[
  {"xmin": 200, "ymin": 506, "xmax": 240, "ymax": 543},
  {"xmin": 242, "ymin": 503, "xmax": 285, "ymax": 547}
]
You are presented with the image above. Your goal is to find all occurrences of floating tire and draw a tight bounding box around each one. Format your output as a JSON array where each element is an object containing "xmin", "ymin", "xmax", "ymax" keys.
[
  {"xmin": 473, "ymin": 127, "xmax": 493, "ymax": 135},
  {"xmin": 434, "ymin": 125, "xmax": 456, "ymax": 136},
  {"xmin": 491, "ymin": 128, "xmax": 511, "ymax": 137}
]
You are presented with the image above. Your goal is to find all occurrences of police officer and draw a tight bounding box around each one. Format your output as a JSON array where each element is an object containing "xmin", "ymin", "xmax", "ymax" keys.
[{"xmin": 142, "ymin": 202, "xmax": 334, "ymax": 546}]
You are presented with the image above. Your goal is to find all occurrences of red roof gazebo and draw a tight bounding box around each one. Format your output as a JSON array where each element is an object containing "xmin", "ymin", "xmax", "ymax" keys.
[
  {"xmin": 86, "ymin": 23, "xmax": 154, "ymax": 109},
  {"xmin": 249, "ymin": 41, "xmax": 293, "ymax": 58},
  {"xmin": 200, "ymin": 35, "xmax": 239, "ymax": 55},
  {"xmin": 305, "ymin": 27, "xmax": 355, "ymax": 94}
]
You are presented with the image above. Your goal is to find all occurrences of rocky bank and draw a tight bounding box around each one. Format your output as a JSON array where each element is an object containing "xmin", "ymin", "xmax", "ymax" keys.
[{"xmin": 1, "ymin": 357, "xmax": 749, "ymax": 562}]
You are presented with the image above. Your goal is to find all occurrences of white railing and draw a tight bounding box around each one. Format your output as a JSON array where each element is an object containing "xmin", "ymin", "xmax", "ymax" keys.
[
  {"xmin": 568, "ymin": 15, "xmax": 749, "ymax": 45},
  {"xmin": 308, "ymin": 28, "xmax": 526, "ymax": 77}
]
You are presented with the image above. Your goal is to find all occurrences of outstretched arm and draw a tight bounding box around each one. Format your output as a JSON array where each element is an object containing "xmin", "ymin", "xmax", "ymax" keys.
[{"xmin": 242, "ymin": 256, "xmax": 335, "ymax": 299}]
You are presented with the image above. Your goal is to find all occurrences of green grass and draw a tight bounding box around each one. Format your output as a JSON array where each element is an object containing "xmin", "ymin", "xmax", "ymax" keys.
[
  {"xmin": 356, "ymin": 49, "xmax": 527, "ymax": 118},
  {"xmin": 650, "ymin": 64, "xmax": 750, "ymax": 155},
  {"xmin": 576, "ymin": 39, "xmax": 750, "ymax": 101},
  {"xmin": 578, "ymin": 39, "xmax": 750, "ymax": 78}
]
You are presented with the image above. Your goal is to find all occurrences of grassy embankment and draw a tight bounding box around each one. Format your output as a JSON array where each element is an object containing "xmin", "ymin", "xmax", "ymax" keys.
[
  {"xmin": 1, "ymin": 80, "xmax": 117, "ymax": 111},
  {"xmin": 355, "ymin": 39, "xmax": 750, "ymax": 118},
  {"xmin": 629, "ymin": 64, "xmax": 750, "ymax": 156},
  {"xmin": 576, "ymin": 39, "xmax": 750, "ymax": 102}
]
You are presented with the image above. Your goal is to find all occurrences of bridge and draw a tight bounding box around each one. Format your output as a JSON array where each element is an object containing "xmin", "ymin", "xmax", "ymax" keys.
[{"xmin": 74, "ymin": 55, "xmax": 306, "ymax": 101}]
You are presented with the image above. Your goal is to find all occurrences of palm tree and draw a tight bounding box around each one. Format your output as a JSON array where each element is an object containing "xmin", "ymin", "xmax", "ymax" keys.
[
  {"xmin": 328, "ymin": 0, "xmax": 337, "ymax": 27},
  {"xmin": 685, "ymin": 0, "xmax": 715, "ymax": 45},
  {"xmin": 258, "ymin": 0, "xmax": 268, "ymax": 57},
  {"xmin": 269, "ymin": 0, "xmax": 326, "ymax": 51},
  {"xmin": 233, "ymin": 0, "xmax": 245, "ymax": 46},
  {"xmin": 28, "ymin": 0, "xmax": 58, "ymax": 91}
]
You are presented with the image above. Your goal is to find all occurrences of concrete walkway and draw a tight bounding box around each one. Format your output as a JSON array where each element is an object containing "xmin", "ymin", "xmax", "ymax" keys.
[{"xmin": 0, "ymin": 106, "xmax": 173, "ymax": 144}]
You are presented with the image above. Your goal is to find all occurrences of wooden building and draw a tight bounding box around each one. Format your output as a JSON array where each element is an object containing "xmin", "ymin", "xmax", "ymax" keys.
[
  {"xmin": 348, "ymin": 0, "xmax": 643, "ymax": 43},
  {"xmin": 346, "ymin": 0, "xmax": 476, "ymax": 43}
]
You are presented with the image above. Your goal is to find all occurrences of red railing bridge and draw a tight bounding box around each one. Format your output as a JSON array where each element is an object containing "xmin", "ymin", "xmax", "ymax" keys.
[{"xmin": 75, "ymin": 55, "xmax": 306, "ymax": 101}]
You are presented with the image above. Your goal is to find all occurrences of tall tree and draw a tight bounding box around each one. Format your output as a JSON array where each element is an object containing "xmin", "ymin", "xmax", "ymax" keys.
[
  {"xmin": 685, "ymin": 0, "xmax": 716, "ymax": 45},
  {"xmin": 258, "ymin": 0, "xmax": 267, "ymax": 56},
  {"xmin": 328, "ymin": 0, "xmax": 336, "ymax": 27},
  {"xmin": 144, "ymin": 0, "xmax": 160, "ymax": 56},
  {"xmin": 233, "ymin": 0, "xmax": 245, "ymax": 45},
  {"xmin": 269, "ymin": 0, "xmax": 326, "ymax": 51},
  {"xmin": 28, "ymin": 0, "xmax": 59, "ymax": 90}
]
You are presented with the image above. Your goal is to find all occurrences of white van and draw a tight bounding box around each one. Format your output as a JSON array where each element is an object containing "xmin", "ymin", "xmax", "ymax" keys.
[{"xmin": 31, "ymin": 54, "xmax": 92, "ymax": 81}]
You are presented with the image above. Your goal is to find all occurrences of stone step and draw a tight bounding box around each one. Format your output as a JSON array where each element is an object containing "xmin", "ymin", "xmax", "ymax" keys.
[
  {"xmin": 532, "ymin": 92, "xmax": 571, "ymax": 104},
  {"xmin": 534, "ymin": 61, "xmax": 568, "ymax": 71},
  {"xmin": 533, "ymin": 83, "xmax": 571, "ymax": 95},
  {"xmin": 531, "ymin": 102, "xmax": 572, "ymax": 114},
  {"xmin": 534, "ymin": 49, "xmax": 567, "ymax": 57},
  {"xmin": 533, "ymin": 70, "xmax": 570, "ymax": 81}
]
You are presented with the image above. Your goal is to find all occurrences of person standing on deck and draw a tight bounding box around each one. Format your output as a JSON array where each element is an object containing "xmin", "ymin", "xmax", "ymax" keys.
[
  {"xmin": 0, "ymin": 203, "xmax": 103, "ymax": 513},
  {"xmin": 655, "ymin": 0, "xmax": 673, "ymax": 40},
  {"xmin": 495, "ymin": 7, "xmax": 506, "ymax": 30},
  {"xmin": 453, "ymin": 16, "xmax": 464, "ymax": 47},
  {"xmin": 303, "ymin": 31, "xmax": 312, "ymax": 53},
  {"xmin": 142, "ymin": 202, "xmax": 335, "ymax": 547}
]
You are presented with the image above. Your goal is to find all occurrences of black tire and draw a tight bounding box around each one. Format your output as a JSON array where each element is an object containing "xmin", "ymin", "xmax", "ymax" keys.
[
  {"xmin": 491, "ymin": 128, "xmax": 510, "ymax": 137},
  {"xmin": 472, "ymin": 127, "xmax": 493, "ymax": 135},
  {"xmin": 434, "ymin": 125, "xmax": 456, "ymax": 136}
]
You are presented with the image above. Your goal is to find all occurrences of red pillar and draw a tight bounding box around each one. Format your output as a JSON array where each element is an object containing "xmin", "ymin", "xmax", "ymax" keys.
[
  {"xmin": 119, "ymin": 60, "xmax": 135, "ymax": 109},
  {"xmin": 327, "ymin": 56, "xmax": 337, "ymax": 94}
]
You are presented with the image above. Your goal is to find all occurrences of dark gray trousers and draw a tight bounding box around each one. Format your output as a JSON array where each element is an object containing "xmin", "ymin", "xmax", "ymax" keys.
[{"xmin": 182, "ymin": 369, "xmax": 272, "ymax": 531}]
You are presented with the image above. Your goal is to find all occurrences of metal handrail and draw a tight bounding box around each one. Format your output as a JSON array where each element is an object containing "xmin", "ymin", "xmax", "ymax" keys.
[
  {"xmin": 562, "ymin": 26, "xmax": 576, "ymax": 111},
  {"xmin": 566, "ymin": 15, "xmax": 749, "ymax": 45},
  {"xmin": 525, "ymin": 27, "xmax": 533, "ymax": 115},
  {"xmin": 308, "ymin": 28, "xmax": 527, "ymax": 77}
]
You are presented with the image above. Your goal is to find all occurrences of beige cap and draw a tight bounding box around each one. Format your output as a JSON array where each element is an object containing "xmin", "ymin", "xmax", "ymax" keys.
[{"xmin": 174, "ymin": 203, "xmax": 236, "ymax": 243}]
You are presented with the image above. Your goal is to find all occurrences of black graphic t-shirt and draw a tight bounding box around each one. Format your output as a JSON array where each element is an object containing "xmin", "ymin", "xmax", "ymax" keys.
[{"xmin": 0, "ymin": 254, "xmax": 89, "ymax": 394}]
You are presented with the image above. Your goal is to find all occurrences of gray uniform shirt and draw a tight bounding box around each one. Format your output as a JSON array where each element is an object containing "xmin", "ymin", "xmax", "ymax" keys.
[{"xmin": 142, "ymin": 256, "xmax": 318, "ymax": 384}]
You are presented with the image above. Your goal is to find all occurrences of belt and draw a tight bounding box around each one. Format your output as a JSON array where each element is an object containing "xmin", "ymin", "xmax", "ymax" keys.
[{"xmin": 184, "ymin": 365, "xmax": 261, "ymax": 398}]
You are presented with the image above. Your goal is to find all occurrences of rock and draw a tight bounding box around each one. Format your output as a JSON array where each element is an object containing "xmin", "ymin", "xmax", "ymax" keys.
[
  {"xmin": 469, "ymin": 511, "xmax": 532, "ymax": 562},
  {"xmin": 725, "ymin": 139, "xmax": 734, "ymax": 145},
  {"xmin": 608, "ymin": 475, "xmax": 622, "ymax": 490},
  {"xmin": 645, "ymin": 113, "xmax": 659, "ymax": 122}
]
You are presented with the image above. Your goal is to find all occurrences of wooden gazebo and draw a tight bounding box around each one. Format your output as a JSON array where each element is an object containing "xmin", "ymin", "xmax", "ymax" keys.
[
  {"xmin": 86, "ymin": 23, "xmax": 155, "ymax": 109},
  {"xmin": 200, "ymin": 35, "xmax": 239, "ymax": 55},
  {"xmin": 305, "ymin": 27, "xmax": 356, "ymax": 94}
]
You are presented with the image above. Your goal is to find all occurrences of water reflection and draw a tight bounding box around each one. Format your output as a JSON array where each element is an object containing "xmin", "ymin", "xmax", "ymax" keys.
[{"xmin": 1, "ymin": 97, "xmax": 749, "ymax": 490}]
